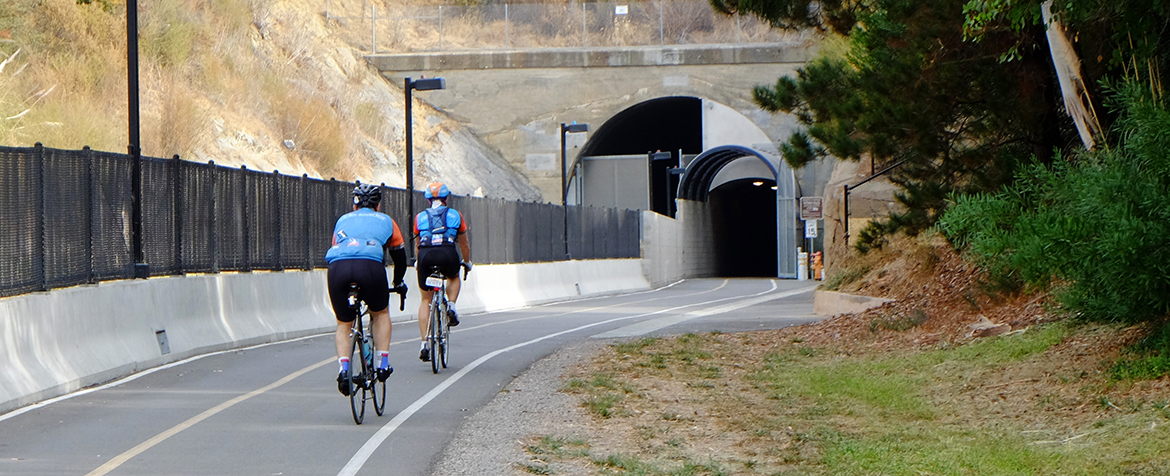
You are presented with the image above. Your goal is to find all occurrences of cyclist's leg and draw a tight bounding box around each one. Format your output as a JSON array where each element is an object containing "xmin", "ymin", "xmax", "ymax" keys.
[
  {"xmin": 352, "ymin": 259, "xmax": 391, "ymax": 353},
  {"xmin": 417, "ymin": 288, "xmax": 434, "ymax": 340},
  {"xmin": 446, "ymin": 277, "xmax": 460, "ymax": 306},
  {"xmin": 370, "ymin": 308, "xmax": 391, "ymax": 351},
  {"xmin": 326, "ymin": 260, "xmax": 360, "ymax": 361},
  {"xmin": 335, "ymin": 320, "xmax": 353, "ymax": 360}
]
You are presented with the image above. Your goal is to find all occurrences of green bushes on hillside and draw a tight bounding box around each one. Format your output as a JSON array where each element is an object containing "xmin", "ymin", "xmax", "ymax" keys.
[{"xmin": 938, "ymin": 79, "xmax": 1170, "ymax": 325}]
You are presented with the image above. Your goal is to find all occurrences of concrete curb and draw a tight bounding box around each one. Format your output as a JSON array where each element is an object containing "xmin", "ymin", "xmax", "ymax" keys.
[
  {"xmin": 813, "ymin": 289, "xmax": 895, "ymax": 316},
  {"xmin": 0, "ymin": 259, "xmax": 650, "ymax": 415}
]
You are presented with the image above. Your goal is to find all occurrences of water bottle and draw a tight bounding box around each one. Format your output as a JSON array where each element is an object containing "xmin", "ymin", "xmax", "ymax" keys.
[{"xmin": 362, "ymin": 337, "xmax": 372, "ymax": 361}]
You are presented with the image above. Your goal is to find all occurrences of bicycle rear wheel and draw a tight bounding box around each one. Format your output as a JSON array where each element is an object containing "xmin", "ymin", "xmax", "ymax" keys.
[
  {"xmin": 368, "ymin": 321, "xmax": 386, "ymax": 416},
  {"xmin": 439, "ymin": 299, "xmax": 449, "ymax": 369},
  {"xmin": 429, "ymin": 294, "xmax": 441, "ymax": 374},
  {"xmin": 348, "ymin": 329, "xmax": 366, "ymax": 424}
]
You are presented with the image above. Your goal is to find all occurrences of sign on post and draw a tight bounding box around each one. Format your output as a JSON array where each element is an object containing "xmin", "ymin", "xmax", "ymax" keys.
[
  {"xmin": 800, "ymin": 197, "xmax": 823, "ymax": 220},
  {"xmin": 805, "ymin": 219, "xmax": 818, "ymax": 238}
]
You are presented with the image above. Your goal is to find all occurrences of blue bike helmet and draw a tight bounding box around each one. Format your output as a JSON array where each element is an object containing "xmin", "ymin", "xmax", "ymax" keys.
[{"xmin": 424, "ymin": 182, "xmax": 451, "ymax": 200}]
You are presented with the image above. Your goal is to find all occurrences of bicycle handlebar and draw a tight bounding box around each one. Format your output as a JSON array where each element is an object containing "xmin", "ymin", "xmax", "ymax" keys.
[{"xmin": 391, "ymin": 283, "xmax": 409, "ymax": 311}]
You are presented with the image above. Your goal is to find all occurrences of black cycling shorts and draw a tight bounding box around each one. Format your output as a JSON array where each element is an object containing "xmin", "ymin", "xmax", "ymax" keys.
[
  {"xmin": 327, "ymin": 259, "xmax": 389, "ymax": 322},
  {"xmin": 416, "ymin": 246, "xmax": 460, "ymax": 288}
]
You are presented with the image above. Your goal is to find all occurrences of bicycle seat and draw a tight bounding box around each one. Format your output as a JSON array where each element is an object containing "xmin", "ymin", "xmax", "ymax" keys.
[{"xmin": 347, "ymin": 282, "xmax": 362, "ymax": 308}]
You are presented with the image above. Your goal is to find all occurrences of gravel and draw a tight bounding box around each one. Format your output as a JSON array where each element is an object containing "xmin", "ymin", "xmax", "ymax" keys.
[{"xmin": 431, "ymin": 340, "xmax": 606, "ymax": 475}]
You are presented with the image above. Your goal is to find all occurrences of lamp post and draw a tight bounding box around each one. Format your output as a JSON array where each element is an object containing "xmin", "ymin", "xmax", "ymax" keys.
[
  {"xmin": 127, "ymin": 0, "xmax": 148, "ymax": 279},
  {"xmin": 560, "ymin": 122, "xmax": 588, "ymax": 259},
  {"xmin": 560, "ymin": 122, "xmax": 588, "ymax": 207},
  {"xmin": 404, "ymin": 76, "xmax": 446, "ymax": 253}
]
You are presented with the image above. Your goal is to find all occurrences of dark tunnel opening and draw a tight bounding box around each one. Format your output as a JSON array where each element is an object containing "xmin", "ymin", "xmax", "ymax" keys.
[
  {"xmin": 578, "ymin": 97, "xmax": 702, "ymax": 217},
  {"xmin": 709, "ymin": 178, "xmax": 778, "ymax": 277}
]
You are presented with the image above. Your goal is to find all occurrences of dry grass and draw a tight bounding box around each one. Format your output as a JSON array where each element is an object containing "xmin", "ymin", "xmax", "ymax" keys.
[
  {"xmin": 0, "ymin": 0, "xmax": 358, "ymax": 177},
  {"xmin": 528, "ymin": 239, "xmax": 1170, "ymax": 475}
]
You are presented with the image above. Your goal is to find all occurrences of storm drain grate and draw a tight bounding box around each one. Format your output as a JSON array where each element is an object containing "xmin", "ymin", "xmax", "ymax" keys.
[{"xmin": 156, "ymin": 329, "xmax": 171, "ymax": 355}]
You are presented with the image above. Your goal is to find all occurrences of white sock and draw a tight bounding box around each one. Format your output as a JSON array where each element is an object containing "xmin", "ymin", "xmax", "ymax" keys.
[{"xmin": 421, "ymin": 341, "xmax": 428, "ymax": 350}]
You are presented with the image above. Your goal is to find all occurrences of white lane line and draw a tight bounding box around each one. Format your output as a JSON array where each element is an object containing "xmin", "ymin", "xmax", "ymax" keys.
[
  {"xmin": 85, "ymin": 357, "xmax": 333, "ymax": 476},
  {"xmin": 1, "ymin": 279, "xmax": 711, "ymax": 424},
  {"xmin": 591, "ymin": 282, "xmax": 818, "ymax": 338},
  {"xmin": 338, "ymin": 280, "xmax": 771, "ymax": 476},
  {"xmin": 455, "ymin": 279, "xmax": 731, "ymax": 334},
  {"xmin": 0, "ymin": 334, "xmax": 324, "ymax": 424}
]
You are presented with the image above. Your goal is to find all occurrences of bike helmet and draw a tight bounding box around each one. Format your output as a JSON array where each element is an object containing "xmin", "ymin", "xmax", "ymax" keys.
[
  {"xmin": 424, "ymin": 182, "xmax": 451, "ymax": 200},
  {"xmin": 352, "ymin": 183, "xmax": 382, "ymax": 208}
]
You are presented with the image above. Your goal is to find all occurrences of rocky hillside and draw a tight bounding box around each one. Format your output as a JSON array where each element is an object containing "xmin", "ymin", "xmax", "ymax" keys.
[{"xmin": 0, "ymin": 0, "xmax": 540, "ymax": 201}]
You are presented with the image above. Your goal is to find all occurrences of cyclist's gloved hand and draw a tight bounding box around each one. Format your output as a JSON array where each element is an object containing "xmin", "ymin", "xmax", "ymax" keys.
[
  {"xmin": 392, "ymin": 282, "xmax": 409, "ymax": 295},
  {"xmin": 460, "ymin": 261, "xmax": 473, "ymax": 272}
]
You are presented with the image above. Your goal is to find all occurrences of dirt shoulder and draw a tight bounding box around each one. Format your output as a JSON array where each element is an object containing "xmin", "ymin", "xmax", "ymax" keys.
[{"xmin": 441, "ymin": 234, "xmax": 1170, "ymax": 475}]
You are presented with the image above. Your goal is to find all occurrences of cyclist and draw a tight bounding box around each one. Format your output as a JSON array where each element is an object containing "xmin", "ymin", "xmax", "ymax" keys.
[
  {"xmin": 326, "ymin": 183, "xmax": 409, "ymax": 396},
  {"xmin": 413, "ymin": 182, "xmax": 471, "ymax": 362}
]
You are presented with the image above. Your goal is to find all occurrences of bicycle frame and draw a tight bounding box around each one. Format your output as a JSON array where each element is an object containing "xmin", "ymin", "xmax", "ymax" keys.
[
  {"xmin": 423, "ymin": 269, "xmax": 450, "ymax": 373},
  {"xmin": 345, "ymin": 285, "xmax": 386, "ymax": 424}
]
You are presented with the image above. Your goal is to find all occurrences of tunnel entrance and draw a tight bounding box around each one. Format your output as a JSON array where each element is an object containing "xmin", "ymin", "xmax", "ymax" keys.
[{"xmin": 709, "ymin": 178, "xmax": 779, "ymax": 277}]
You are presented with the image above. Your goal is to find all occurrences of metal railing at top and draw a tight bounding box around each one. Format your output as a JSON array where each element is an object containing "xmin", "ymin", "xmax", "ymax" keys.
[
  {"xmin": 324, "ymin": 0, "xmax": 798, "ymax": 53},
  {"xmin": 0, "ymin": 144, "xmax": 640, "ymax": 299}
]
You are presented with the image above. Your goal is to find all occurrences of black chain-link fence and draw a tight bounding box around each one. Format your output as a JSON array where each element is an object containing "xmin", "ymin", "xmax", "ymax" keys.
[{"xmin": 0, "ymin": 144, "xmax": 641, "ymax": 298}]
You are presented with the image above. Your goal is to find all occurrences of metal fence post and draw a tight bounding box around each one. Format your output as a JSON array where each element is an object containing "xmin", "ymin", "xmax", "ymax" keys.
[
  {"xmin": 371, "ymin": 4, "xmax": 376, "ymax": 54},
  {"xmin": 582, "ymin": 3, "xmax": 587, "ymax": 47},
  {"xmin": 302, "ymin": 173, "xmax": 311, "ymax": 270},
  {"xmin": 240, "ymin": 165, "xmax": 251, "ymax": 272},
  {"xmin": 83, "ymin": 146, "xmax": 95, "ymax": 283},
  {"xmin": 273, "ymin": 169, "xmax": 283, "ymax": 271},
  {"xmin": 35, "ymin": 142, "xmax": 46, "ymax": 291},
  {"xmin": 438, "ymin": 5, "xmax": 443, "ymax": 51},
  {"xmin": 209, "ymin": 160, "xmax": 219, "ymax": 273},
  {"xmin": 172, "ymin": 154, "xmax": 183, "ymax": 274},
  {"xmin": 505, "ymin": 4, "xmax": 509, "ymax": 48}
]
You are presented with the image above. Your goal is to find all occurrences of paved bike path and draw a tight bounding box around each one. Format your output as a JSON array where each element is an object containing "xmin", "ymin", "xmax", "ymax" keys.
[{"xmin": 0, "ymin": 279, "xmax": 817, "ymax": 475}]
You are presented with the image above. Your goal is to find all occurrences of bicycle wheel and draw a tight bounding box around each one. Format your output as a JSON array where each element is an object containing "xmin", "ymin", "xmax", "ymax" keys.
[
  {"xmin": 348, "ymin": 328, "xmax": 365, "ymax": 424},
  {"xmin": 429, "ymin": 293, "xmax": 441, "ymax": 374},
  {"xmin": 439, "ymin": 298, "xmax": 449, "ymax": 369},
  {"xmin": 368, "ymin": 320, "xmax": 386, "ymax": 416}
]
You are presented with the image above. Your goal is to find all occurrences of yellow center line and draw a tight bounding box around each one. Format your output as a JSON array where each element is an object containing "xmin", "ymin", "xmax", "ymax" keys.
[{"xmin": 85, "ymin": 357, "xmax": 334, "ymax": 476}]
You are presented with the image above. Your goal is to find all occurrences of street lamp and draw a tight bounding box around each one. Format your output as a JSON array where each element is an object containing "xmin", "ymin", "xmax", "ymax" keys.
[
  {"xmin": 404, "ymin": 76, "xmax": 446, "ymax": 243},
  {"xmin": 559, "ymin": 122, "xmax": 588, "ymax": 259},
  {"xmin": 560, "ymin": 122, "xmax": 588, "ymax": 207},
  {"xmin": 127, "ymin": 0, "xmax": 148, "ymax": 279}
]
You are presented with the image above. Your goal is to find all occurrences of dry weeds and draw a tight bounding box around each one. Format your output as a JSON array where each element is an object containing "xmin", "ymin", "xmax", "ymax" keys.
[{"xmin": 525, "ymin": 234, "xmax": 1170, "ymax": 475}]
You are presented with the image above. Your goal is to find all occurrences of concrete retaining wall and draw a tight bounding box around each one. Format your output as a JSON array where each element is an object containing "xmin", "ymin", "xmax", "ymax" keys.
[
  {"xmin": 640, "ymin": 201, "xmax": 717, "ymax": 287},
  {"xmin": 0, "ymin": 259, "xmax": 649, "ymax": 415}
]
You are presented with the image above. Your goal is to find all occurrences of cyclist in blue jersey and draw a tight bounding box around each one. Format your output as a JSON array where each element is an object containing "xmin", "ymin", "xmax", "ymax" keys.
[
  {"xmin": 326, "ymin": 183, "xmax": 409, "ymax": 396},
  {"xmin": 413, "ymin": 182, "xmax": 471, "ymax": 362}
]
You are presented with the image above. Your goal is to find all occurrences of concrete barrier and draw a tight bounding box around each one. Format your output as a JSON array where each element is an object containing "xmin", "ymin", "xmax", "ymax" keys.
[
  {"xmin": 813, "ymin": 289, "xmax": 894, "ymax": 316},
  {"xmin": 0, "ymin": 259, "xmax": 650, "ymax": 415}
]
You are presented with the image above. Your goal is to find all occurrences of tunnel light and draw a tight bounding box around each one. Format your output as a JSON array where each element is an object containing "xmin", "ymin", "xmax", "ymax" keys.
[
  {"xmin": 752, "ymin": 181, "xmax": 764, "ymax": 186},
  {"xmin": 771, "ymin": 186, "xmax": 778, "ymax": 190}
]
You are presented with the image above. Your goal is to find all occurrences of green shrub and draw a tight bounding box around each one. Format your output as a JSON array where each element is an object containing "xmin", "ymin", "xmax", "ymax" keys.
[{"xmin": 938, "ymin": 80, "xmax": 1170, "ymax": 324}]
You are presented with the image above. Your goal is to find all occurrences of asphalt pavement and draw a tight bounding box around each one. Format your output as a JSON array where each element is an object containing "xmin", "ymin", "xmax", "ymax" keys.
[{"xmin": 0, "ymin": 278, "xmax": 818, "ymax": 476}]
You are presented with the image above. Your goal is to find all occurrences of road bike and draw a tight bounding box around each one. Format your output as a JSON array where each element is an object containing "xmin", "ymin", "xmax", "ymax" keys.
[
  {"xmin": 343, "ymin": 283, "xmax": 405, "ymax": 424},
  {"xmin": 423, "ymin": 264, "xmax": 469, "ymax": 374}
]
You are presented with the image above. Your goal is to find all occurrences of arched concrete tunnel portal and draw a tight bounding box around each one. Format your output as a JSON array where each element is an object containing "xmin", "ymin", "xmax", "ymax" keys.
[
  {"xmin": 572, "ymin": 98, "xmax": 800, "ymax": 278},
  {"xmin": 679, "ymin": 145, "xmax": 799, "ymax": 279}
]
